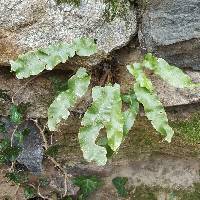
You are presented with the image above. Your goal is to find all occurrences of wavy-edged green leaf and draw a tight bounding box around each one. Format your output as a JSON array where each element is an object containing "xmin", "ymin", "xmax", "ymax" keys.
[
  {"xmin": 10, "ymin": 104, "xmax": 23, "ymax": 124},
  {"xmin": 127, "ymin": 63, "xmax": 174, "ymax": 142},
  {"xmin": 10, "ymin": 38, "xmax": 97, "ymax": 79},
  {"xmin": 112, "ymin": 177, "xmax": 128, "ymax": 197},
  {"xmin": 127, "ymin": 63, "xmax": 153, "ymax": 91},
  {"xmin": 143, "ymin": 53, "xmax": 199, "ymax": 88},
  {"xmin": 48, "ymin": 67, "xmax": 91, "ymax": 131},
  {"xmin": 79, "ymin": 84, "xmax": 124, "ymax": 165},
  {"xmin": 122, "ymin": 93, "xmax": 139, "ymax": 136},
  {"xmin": 73, "ymin": 37, "xmax": 97, "ymax": 56},
  {"xmin": 134, "ymin": 83, "xmax": 174, "ymax": 142}
]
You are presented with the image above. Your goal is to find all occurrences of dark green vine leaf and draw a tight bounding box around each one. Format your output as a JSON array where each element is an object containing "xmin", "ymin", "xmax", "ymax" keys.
[
  {"xmin": 38, "ymin": 177, "xmax": 50, "ymax": 187},
  {"xmin": 6, "ymin": 172, "xmax": 21, "ymax": 184},
  {"xmin": 10, "ymin": 38, "xmax": 97, "ymax": 79},
  {"xmin": 10, "ymin": 104, "xmax": 23, "ymax": 124},
  {"xmin": 14, "ymin": 128, "xmax": 30, "ymax": 144},
  {"xmin": 73, "ymin": 176, "xmax": 102, "ymax": 199},
  {"xmin": 143, "ymin": 53, "xmax": 199, "ymax": 88},
  {"xmin": 127, "ymin": 64, "xmax": 174, "ymax": 142},
  {"xmin": 0, "ymin": 138, "xmax": 22, "ymax": 163},
  {"xmin": 24, "ymin": 185, "xmax": 37, "ymax": 199},
  {"xmin": 0, "ymin": 139, "xmax": 10, "ymax": 151},
  {"xmin": 0, "ymin": 122, "xmax": 6, "ymax": 135},
  {"xmin": 79, "ymin": 84, "xmax": 124, "ymax": 165},
  {"xmin": 45, "ymin": 144, "xmax": 61, "ymax": 157},
  {"xmin": 122, "ymin": 93, "xmax": 139, "ymax": 136},
  {"xmin": 48, "ymin": 67, "xmax": 91, "ymax": 131},
  {"xmin": 5, "ymin": 146, "xmax": 22, "ymax": 162},
  {"xmin": 134, "ymin": 83, "xmax": 174, "ymax": 142},
  {"xmin": 112, "ymin": 177, "xmax": 128, "ymax": 197},
  {"xmin": 5, "ymin": 171, "xmax": 28, "ymax": 184}
]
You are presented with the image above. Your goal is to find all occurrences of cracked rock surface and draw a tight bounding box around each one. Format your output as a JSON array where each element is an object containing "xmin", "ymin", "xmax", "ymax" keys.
[
  {"xmin": 139, "ymin": 0, "xmax": 200, "ymax": 70},
  {"xmin": 0, "ymin": 0, "xmax": 137, "ymax": 65}
]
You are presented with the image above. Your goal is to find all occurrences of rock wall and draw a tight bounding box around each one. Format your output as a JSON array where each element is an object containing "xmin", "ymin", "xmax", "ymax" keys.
[
  {"xmin": 0, "ymin": 0, "xmax": 137, "ymax": 65},
  {"xmin": 139, "ymin": 0, "xmax": 200, "ymax": 70},
  {"xmin": 0, "ymin": 0, "xmax": 200, "ymax": 199}
]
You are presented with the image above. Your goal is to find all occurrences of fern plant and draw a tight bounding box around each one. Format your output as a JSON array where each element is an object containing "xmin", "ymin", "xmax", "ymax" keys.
[
  {"xmin": 10, "ymin": 38, "xmax": 199, "ymax": 166},
  {"xmin": 10, "ymin": 38, "xmax": 97, "ymax": 79}
]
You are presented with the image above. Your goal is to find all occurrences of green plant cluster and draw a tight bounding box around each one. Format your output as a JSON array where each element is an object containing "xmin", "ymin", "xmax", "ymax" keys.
[
  {"xmin": 0, "ymin": 104, "xmax": 39, "ymax": 199},
  {"xmin": 10, "ymin": 37, "xmax": 199, "ymax": 167},
  {"xmin": 72, "ymin": 175, "xmax": 102, "ymax": 200},
  {"xmin": 112, "ymin": 177, "xmax": 128, "ymax": 197},
  {"xmin": 0, "ymin": 104, "xmax": 28, "ymax": 164}
]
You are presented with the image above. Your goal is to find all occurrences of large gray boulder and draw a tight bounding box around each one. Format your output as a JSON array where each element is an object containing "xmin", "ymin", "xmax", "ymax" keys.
[
  {"xmin": 139, "ymin": 0, "xmax": 200, "ymax": 70},
  {"xmin": 0, "ymin": 0, "xmax": 137, "ymax": 66}
]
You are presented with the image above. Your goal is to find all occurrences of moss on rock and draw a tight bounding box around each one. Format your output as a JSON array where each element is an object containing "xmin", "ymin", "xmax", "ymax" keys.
[
  {"xmin": 128, "ymin": 183, "xmax": 200, "ymax": 200},
  {"xmin": 172, "ymin": 113, "xmax": 200, "ymax": 144}
]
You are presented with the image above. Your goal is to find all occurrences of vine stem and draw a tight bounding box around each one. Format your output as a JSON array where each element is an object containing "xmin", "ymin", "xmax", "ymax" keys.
[
  {"xmin": 14, "ymin": 184, "xmax": 20, "ymax": 200},
  {"xmin": 11, "ymin": 125, "xmax": 18, "ymax": 147},
  {"xmin": 9, "ymin": 125, "xmax": 18, "ymax": 172},
  {"xmin": 37, "ymin": 184, "xmax": 48, "ymax": 199},
  {"xmin": 31, "ymin": 119, "xmax": 70, "ymax": 196}
]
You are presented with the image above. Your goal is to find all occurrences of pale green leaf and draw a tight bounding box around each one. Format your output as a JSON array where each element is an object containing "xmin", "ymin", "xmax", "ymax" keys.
[
  {"xmin": 143, "ymin": 53, "xmax": 199, "ymax": 88},
  {"xmin": 73, "ymin": 37, "xmax": 97, "ymax": 56},
  {"xmin": 79, "ymin": 84, "xmax": 124, "ymax": 165},
  {"xmin": 127, "ymin": 63, "xmax": 174, "ymax": 142},
  {"xmin": 122, "ymin": 93, "xmax": 139, "ymax": 136},
  {"xmin": 134, "ymin": 83, "xmax": 174, "ymax": 142},
  {"xmin": 48, "ymin": 68, "xmax": 91, "ymax": 131},
  {"xmin": 10, "ymin": 38, "xmax": 97, "ymax": 79},
  {"xmin": 127, "ymin": 63, "xmax": 153, "ymax": 91}
]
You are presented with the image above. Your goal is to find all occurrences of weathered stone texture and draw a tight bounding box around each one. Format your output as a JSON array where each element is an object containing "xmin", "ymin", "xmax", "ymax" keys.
[
  {"xmin": 0, "ymin": 0, "xmax": 137, "ymax": 65},
  {"xmin": 139, "ymin": 0, "xmax": 200, "ymax": 70}
]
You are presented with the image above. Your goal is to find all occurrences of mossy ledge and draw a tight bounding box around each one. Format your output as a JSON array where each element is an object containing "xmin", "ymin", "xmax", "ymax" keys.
[{"xmin": 129, "ymin": 183, "xmax": 200, "ymax": 200}]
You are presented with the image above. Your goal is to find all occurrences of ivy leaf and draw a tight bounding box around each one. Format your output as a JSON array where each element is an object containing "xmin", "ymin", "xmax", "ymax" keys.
[
  {"xmin": 73, "ymin": 176, "xmax": 102, "ymax": 199},
  {"xmin": 45, "ymin": 144, "xmax": 61, "ymax": 157},
  {"xmin": 38, "ymin": 177, "xmax": 50, "ymax": 187},
  {"xmin": 5, "ymin": 171, "xmax": 28, "ymax": 184},
  {"xmin": 122, "ymin": 93, "xmax": 139, "ymax": 136},
  {"xmin": 5, "ymin": 146, "xmax": 22, "ymax": 162},
  {"xmin": 79, "ymin": 84, "xmax": 124, "ymax": 165},
  {"xmin": 24, "ymin": 185, "xmax": 37, "ymax": 199},
  {"xmin": 0, "ymin": 139, "xmax": 10, "ymax": 151},
  {"xmin": 10, "ymin": 104, "xmax": 23, "ymax": 124},
  {"xmin": 143, "ymin": 53, "xmax": 199, "ymax": 88},
  {"xmin": 0, "ymin": 122, "xmax": 6, "ymax": 135},
  {"xmin": 48, "ymin": 68, "xmax": 91, "ymax": 131},
  {"xmin": 134, "ymin": 83, "xmax": 174, "ymax": 142},
  {"xmin": 10, "ymin": 38, "xmax": 97, "ymax": 79},
  {"xmin": 112, "ymin": 177, "xmax": 128, "ymax": 197},
  {"xmin": 14, "ymin": 128, "xmax": 30, "ymax": 144},
  {"xmin": 0, "ymin": 139, "xmax": 21, "ymax": 164}
]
